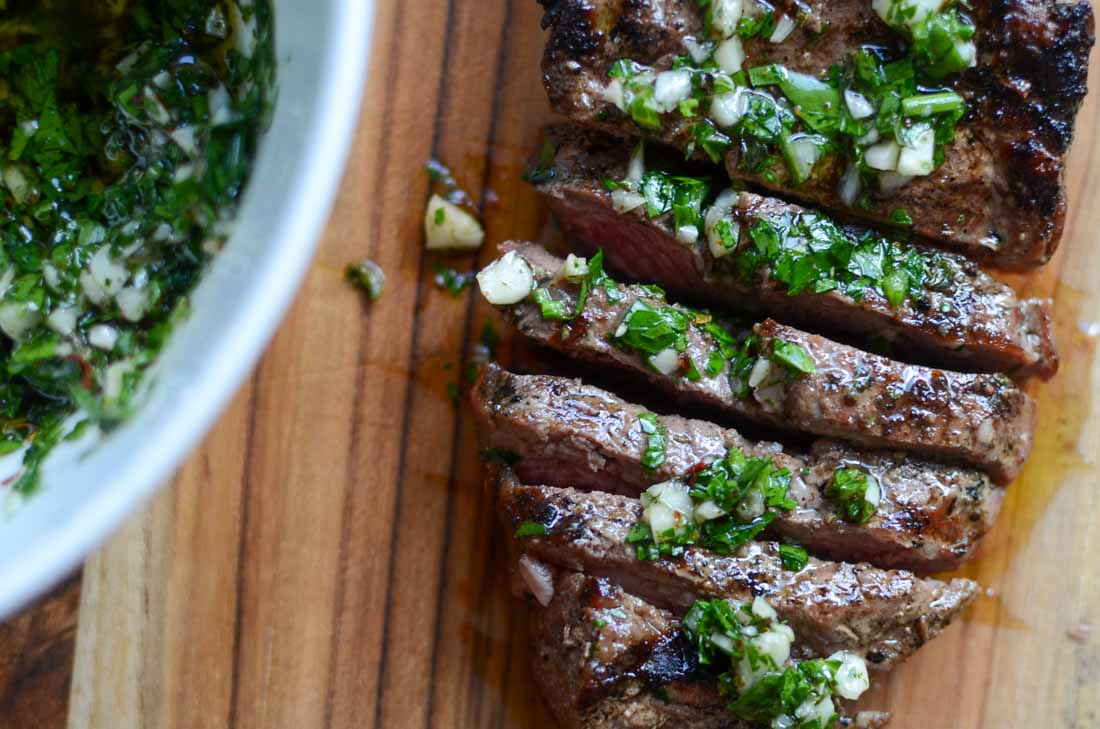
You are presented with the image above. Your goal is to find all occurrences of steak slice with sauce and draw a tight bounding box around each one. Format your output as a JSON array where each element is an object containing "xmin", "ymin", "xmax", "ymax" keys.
[
  {"xmin": 496, "ymin": 470, "xmax": 979, "ymax": 670},
  {"xmin": 484, "ymin": 242, "xmax": 1035, "ymax": 482},
  {"xmin": 527, "ymin": 570, "xmax": 892, "ymax": 729},
  {"xmin": 537, "ymin": 0, "xmax": 1094, "ymax": 269},
  {"xmin": 474, "ymin": 365, "xmax": 1001, "ymax": 572},
  {"xmin": 534, "ymin": 125, "xmax": 1057, "ymax": 379}
]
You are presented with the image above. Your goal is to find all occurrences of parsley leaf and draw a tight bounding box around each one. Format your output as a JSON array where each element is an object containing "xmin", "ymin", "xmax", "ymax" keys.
[
  {"xmin": 638, "ymin": 412, "xmax": 668, "ymax": 471},
  {"xmin": 514, "ymin": 521, "xmax": 548, "ymax": 537},
  {"xmin": 346, "ymin": 260, "xmax": 386, "ymax": 301},
  {"xmin": 827, "ymin": 467, "xmax": 878, "ymax": 524},
  {"xmin": 433, "ymin": 264, "xmax": 476, "ymax": 297},
  {"xmin": 778, "ymin": 543, "xmax": 810, "ymax": 571},
  {"xmin": 770, "ymin": 339, "xmax": 817, "ymax": 375},
  {"xmin": 613, "ymin": 300, "xmax": 693, "ymax": 357}
]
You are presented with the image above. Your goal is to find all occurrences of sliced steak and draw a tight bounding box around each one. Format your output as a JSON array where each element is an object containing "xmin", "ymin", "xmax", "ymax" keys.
[
  {"xmin": 529, "ymin": 570, "xmax": 892, "ymax": 729},
  {"xmin": 534, "ymin": 125, "xmax": 1057, "ymax": 379},
  {"xmin": 497, "ymin": 471, "xmax": 979, "ymax": 670},
  {"xmin": 528, "ymin": 569, "xmax": 735, "ymax": 729},
  {"xmin": 474, "ymin": 365, "xmax": 1002, "ymax": 572},
  {"xmin": 538, "ymin": 0, "xmax": 1094, "ymax": 268},
  {"xmin": 484, "ymin": 242, "xmax": 1035, "ymax": 482}
]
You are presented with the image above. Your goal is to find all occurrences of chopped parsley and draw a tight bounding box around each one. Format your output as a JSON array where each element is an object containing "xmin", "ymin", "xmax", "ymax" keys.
[
  {"xmin": 637, "ymin": 170, "xmax": 710, "ymax": 233},
  {"xmin": 608, "ymin": 59, "xmax": 663, "ymax": 130},
  {"xmin": 587, "ymin": 249, "xmax": 622, "ymax": 303},
  {"xmin": 346, "ymin": 260, "xmax": 385, "ymax": 301},
  {"xmin": 726, "ymin": 658, "xmax": 845, "ymax": 726},
  {"xmin": 628, "ymin": 446, "xmax": 797, "ymax": 561},
  {"xmin": 778, "ymin": 543, "xmax": 810, "ymax": 571},
  {"xmin": 684, "ymin": 598, "xmax": 770, "ymax": 667},
  {"xmin": 532, "ymin": 250, "xmax": 820, "ymax": 394},
  {"xmin": 728, "ymin": 210, "xmax": 944, "ymax": 308},
  {"xmin": 683, "ymin": 597, "xmax": 869, "ymax": 727},
  {"xmin": 692, "ymin": 119, "xmax": 735, "ymax": 163},
  {"xmin": 728, "ymin": 334, "xmax": 817, "ymax": 398},
  {"xmin": 605, "ymin": 0, "xmax": 974, "ymax": 194},
  {"xmin": 433, "ymin": 264, "xmax": 476, "ymax": 297},
  {"xmin": 638, "ymin": 412, "xmax": 668, "ymax": 471},
  {"xmin": 879, "ymin": 0, "xmax": 977, "ymax": 80},
  {"xmin": 529, "ymin": 250, "xmax": 613, "ymax": 322},
  {"xmin": 522, "ymin": 138, "xmax": 559, "ymax": 184},
  {"xmin": 600, "ymin": 151, "xmax": 713, "ymax": 235},
  {"xmin": 531, "ymin": 288, "xmax": 574, "ymax": 320},
  {"xmin": 889, "ymin": 207, "xmax": 914, "ymax": 226},
  {"xmin": 827, "ymin": 467, "xmax": 879, "ymax": 524},
  {"xmin": 514, "ymin": 521, "xmax": 548, "ymax": 537},
  {"xmin": 737, "ymin": 12, "xmax": 779, "ymax": 40},
  {"xmin": 770, "ymin": 339, "xmax": 817, "ymax": 375},
  {"xmin": 0, "ymin": 0, "xmax": 274, "ymax": 493},
  {"xmin": 613, "ymin": 300, "xmax": 693, "ymax": 357}
]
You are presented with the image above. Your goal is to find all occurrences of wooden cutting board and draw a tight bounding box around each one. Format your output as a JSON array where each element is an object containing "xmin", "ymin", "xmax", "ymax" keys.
[{"xmin": 3, "ymin": 1, "xmax": 1099, "ymax": 726}]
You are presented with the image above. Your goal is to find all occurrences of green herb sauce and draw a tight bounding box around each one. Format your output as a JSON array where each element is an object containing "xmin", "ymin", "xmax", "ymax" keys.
[
  {"xmin": 605, "ymin": 0, "xmax": 974, "ymax": 196},
  {"xmin": 827, "ymin": 467, "xmax": 879, "ymax": 524},
  {"xmin": 684, "ymin": 596, "xmax": 871, "ymax": 726},
  {"xmin": 0, "ymin": 0, "xmax": 274, "ymax": 493},
  {"xmin": 627, "ymin": 445, "xmax": 798, "ymax": 561}
]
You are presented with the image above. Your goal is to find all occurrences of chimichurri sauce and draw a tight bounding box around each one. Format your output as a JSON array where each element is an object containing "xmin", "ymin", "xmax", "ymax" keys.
[{"xmin": 0, "ymin": 0, "xmax": 274, "ymax": 493}]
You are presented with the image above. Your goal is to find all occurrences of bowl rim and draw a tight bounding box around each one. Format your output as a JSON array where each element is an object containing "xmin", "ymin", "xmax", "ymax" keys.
[{"xmin": 0, "ymin": 0, "xmax": 373, "ymax": 619}]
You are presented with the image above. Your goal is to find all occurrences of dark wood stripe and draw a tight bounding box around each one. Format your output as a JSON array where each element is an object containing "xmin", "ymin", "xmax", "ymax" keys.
[
  {"xmin": 371, "ymin": 1, "xmax": 459, "ymax": 727},
  {"xmin": 320, "ymin": 2, "xmax": 409, "ymax": 726},
  {"xmin": 422, "ymin": 2, "xmax": 515, "ymax": 725},
  {"xmin": 226, "ymin": 371, "xmax": 262, "ymax": 729}
]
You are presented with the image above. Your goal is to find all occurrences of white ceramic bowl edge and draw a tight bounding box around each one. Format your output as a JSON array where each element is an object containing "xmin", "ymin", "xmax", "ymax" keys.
[{"xmin": 0, "ymin": 0, "xmax": 374, "ymax": 619}]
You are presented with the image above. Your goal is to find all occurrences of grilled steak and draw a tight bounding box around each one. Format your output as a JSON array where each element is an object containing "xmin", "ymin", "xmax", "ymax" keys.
[
  {"xmin": 534, "ymin": 125, "xmax": 1057, "ymax": 379},
  {"xmin": 497, "ymin": 471, "xmax": 979, "ymax": 670},
  {"xmin": 529, "ymin": 570, "xmax": 892, "ymax": 729},
  {"xmin": 484, "ymin": 242, "xmax": 1035, "ymax": 482},
  {"xmin": 528, "ymin": 569, "xmax": 734, "ymax": 729},
  {"xmin": 474, "ymin": 365, "xmax": 1002, "ymax": 571},
  {"xmin": 538, "ymin": 0, "xmax": 1094, "ymax": 268}
]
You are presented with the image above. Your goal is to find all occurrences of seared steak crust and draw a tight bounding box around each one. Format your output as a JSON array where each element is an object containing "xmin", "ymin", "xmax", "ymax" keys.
[
  {"xmin": 475, "ymin": 365, "xmax": 1002, "ymax": 571},
  {"xmin": 536, "ymin": 125, "xmax": 1058, "ymax": 379},
  {"xmin": 530, "ymin": 571, "xmax": 892, "ymax": 729},
  {"xmin": 529, "ymin": 570, "xmax": 735, "ymax": 729},
  {"xmin": 491, "ymin": 242, "xmax": 1035, "ymax": 482},
  {"xmin": 537, "ymin": 0, "xmax": 1094, "ymax": 268},
  {"xmin": 498, "ymin": 472, "xmax": 979, "ymax": 670}
]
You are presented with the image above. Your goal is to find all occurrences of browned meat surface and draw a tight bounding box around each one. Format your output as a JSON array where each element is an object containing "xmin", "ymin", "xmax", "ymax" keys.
[
  {"xmin": 536, "ymin": 125, "xmax": 1058, "ymax": 379},
  {"xmin": 538, "ymin": 0, "xmax": 1094, "ymax": 269},
  {"xmin": 474, "ymin": 365, "xmax": 1002, "ymax": 572},
  {"xmin": 497, "ymin": 471, "xmax": 979, "ymax": 670},
  {"xmin": 529, "ymin": 569, "xmax": 737, "ymax": 729},
  {"xmin": 488, "ymin": 242, "xmax": 1035, "ymax": 482},
  {"xmin": 530, "ymin": 570, "xmax": 892, "ymax": 729}
]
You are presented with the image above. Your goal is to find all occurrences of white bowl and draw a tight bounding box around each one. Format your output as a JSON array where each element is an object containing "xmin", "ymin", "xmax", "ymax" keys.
[{"xmin": 0, "ymin": 0, "xmax": 373, "ymax": 619}]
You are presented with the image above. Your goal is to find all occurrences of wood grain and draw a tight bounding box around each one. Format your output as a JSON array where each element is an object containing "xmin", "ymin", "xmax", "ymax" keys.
[
  {"xmin": 0, "ymin": 576, "xmax": 79, "ymax": 729},
  {"xmin": 2, "ymin": 0, "xmax": 1098, "ymax": 726}
]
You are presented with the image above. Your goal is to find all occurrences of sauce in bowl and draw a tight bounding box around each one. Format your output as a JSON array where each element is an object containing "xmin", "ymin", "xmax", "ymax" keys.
[{"xmin": 0, "ymin": 0, "xmax": 274, "ymax": 491}]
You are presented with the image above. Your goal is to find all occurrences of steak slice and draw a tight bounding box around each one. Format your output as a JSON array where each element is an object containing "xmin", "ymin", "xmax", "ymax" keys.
[
  {"xmin": 534, "ymin": 125, "xmax": 1057, "ymax": 379},
  {"xmin": 497, "ymin": 470, "xmax": 979, "ymax": 670},
  {"xmin": 474, "ymin": 365, "xmax": 1002, "ymax": 572},
  {"xmin": 538, "ymin": 0, "xmax": 1094, "ymax": 268},
  {"xmin": 483, "ymin": 242, "xmax": 1035, "ymax": 482},
  {"xmin": 529, "ymin": 570, "xmax": 892, "ymax": 729}
]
